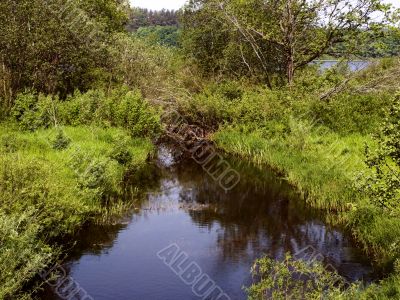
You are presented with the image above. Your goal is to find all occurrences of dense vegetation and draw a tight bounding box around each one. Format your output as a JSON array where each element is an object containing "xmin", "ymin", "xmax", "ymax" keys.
[
  {"xmin": 1, "ymin": 0, "xmax": 400, "ymax": 299},
  {"xmin": 127, "ymin": 7, "xmax": 179, "ymax": 31}
]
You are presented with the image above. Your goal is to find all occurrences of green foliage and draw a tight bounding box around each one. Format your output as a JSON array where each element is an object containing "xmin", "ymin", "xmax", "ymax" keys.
[
  {"xmin": 59, "ymin": 87, "xmax": 161, "ymax": 137},
  {"xmin": 108, "ymin": 134, "xmax": 134, "ymax": 165},
  {"xmin": 12, "ymin": 92, "xmax": 56, "ymax": 131},
  {"xmin": 177, "ymin": 82, "xmax": 289, "ymax": 129},
  {"xmin": 246, "ymin": 254, "xmax": 362, "ymax": 300},
  {"xmin": 181, "ymin": 1, "xmax": 277, "ymax": 83},
  {"xmin": 311, "ymin": 92, "xmax": 392, "ymax": 134},
  {"xmin": 52, "ymin": 130, "xmax": 71, "ymax": 150},
  {"xmin": 107, "ymin": 33, "xmax": 182, "ymax": 98},
  {"xmin": 76, "ymin": 0, "xmax": 128, "ymax": 33},
  {"xmin": 181, "ymin": 0, "xmax": 392, "ymax": 85},
  {"xmin": 135, "ymin": 26, "xmax": 180, "ymax": 47},
  {"xmin": 0, "ymin": 0, "xmax": 131, "ymax": 113},
  {"xmin": 363, "ymin": 95, "xmax": 400, "ymax": 213},
  {"xmin": 0, "ymin": 125, "xmax": 154, "ymax": 298},
  {"xmin": 348, "ymin": 204, "xmax": 400, "ymax": 266},
  {"xmin": 0, "ymin": 0, "xmax": 118, "ymax": 98},
  {"xmin": 10, "ymin": 87, "xmax": 161, "ymax": 138},
  {"xmin": 0, "ymin": 211, "xmax": 52, "ymax": 300},
  {"xmin": 247, "ymin": 253, "xmax": 400, "ymax": 299},
  {"xmin": 332, "ymin": 27, "xmax": 400, "ymax": 58},
  {"xmin": 127, "ymin": 7, "xmax": 179, "ymax": 31}
]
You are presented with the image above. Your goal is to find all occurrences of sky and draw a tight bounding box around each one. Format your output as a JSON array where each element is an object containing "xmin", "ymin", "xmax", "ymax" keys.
[
  {"xmin": 130, "ymin": 0, "xmax": 399, "ymax": 11},
  {"xmin": 130, "ymin": 0, "xmax": 188, "ymax": 10}
]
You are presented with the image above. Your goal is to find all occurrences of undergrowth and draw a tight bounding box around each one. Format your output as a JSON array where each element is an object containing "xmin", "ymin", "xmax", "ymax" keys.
[{"xmin": 0, "ymin": 124, "xmax": 155, "ymax": 298}]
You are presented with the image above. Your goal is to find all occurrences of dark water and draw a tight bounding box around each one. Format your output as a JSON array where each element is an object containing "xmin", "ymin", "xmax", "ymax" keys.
[{"xmin": 40, "ymin": 147, "xmax": 373, "ymax": 300}]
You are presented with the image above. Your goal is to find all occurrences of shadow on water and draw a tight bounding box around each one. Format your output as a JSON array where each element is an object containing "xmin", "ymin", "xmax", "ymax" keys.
[{"xmin": 39, "ymin": 145, "xmax": 374, "ymax": 300}]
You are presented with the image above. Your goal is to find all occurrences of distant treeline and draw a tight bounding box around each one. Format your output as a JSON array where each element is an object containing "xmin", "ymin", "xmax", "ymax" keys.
[
  {"xmin": 127, "ymin": 8, "xmax": 179, "ymax": 31},
  {"xmin": 331, "ymin": 29, "xmax": 400, "ymax": 58}
]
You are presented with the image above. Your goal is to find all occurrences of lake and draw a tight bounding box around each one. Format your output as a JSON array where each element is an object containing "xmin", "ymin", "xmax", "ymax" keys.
[{"xmin": 314, "ymin": 60, "xmax": 371, "ymax": 72}]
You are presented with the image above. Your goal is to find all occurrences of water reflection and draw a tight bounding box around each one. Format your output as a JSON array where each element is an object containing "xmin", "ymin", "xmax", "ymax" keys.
[
  {"xmin": 164, "ymin": 158, "xmax": 372, "ymax": 281},
  {"xmin": 40, "ymin": 147, "xmax": 372, "ymax": 300}
]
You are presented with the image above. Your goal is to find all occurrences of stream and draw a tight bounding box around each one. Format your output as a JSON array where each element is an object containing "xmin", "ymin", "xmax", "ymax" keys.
[{"xmin": 39, "ymin": 146, "xmax": 373, "ymax": 300}]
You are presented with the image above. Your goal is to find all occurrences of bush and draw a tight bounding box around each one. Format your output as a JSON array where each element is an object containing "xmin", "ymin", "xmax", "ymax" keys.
[
  {"xmin": 52, "ymin": 130, "xmax": 71, "ymax": 150},
  {"xmin": 108, "ymin": 34, "xmax": 180, "ymax": 98},
  {"xmin": 10, "ymin": 87, "xmax": 162, "ymax": 138},
  {"xmin": 57, "ymin": 89, "xmax": 105, "ymax": 127},
  {"xmin": 310, "ymin": 92, "xmax": 392, "ymax": 134},
  {"xmin": 0, "ymin": 125, "xmax": 155, "ymax": 297},
  {"xmin": 246, "ymin": 254, "xmax": 363, "ymax": 300},
  {"xmin": 108, "ymin": 134, "xmax": 134, "ymax": 165},
  {"xmin": 59, "ymin": 87, "xmax": 161, "ymax": 138},
  {"xmin": 0, "ymin": 211, "xmax": 52, "ymax": 300},
  {"xmin": 177, "ymin": 83, "xmax": 289, "ymax": 129},
  {"xmin": 362, "ymin": 94, "xmax": 400, "ymax": 214},
  {"xmin": 109, "ymin": 87, "xmax": 161, "ymax": 137},
  {"xmin": 12, "ymin": 92, "xmax": 56, "ymax": 131}
]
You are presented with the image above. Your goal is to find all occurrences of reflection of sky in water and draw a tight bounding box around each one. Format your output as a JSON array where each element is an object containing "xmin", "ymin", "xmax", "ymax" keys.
[{"xmin": 41, "ymin": 151, "xmax": 373, "ymax": 300}]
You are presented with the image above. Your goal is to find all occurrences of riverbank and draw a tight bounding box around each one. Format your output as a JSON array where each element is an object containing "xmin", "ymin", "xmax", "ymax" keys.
[
  {"xmin": 212, "ymin": 124, "xmax": 400, "ymax": 297},
  {"xmin": 0, "ymin": 88, "xmax": 160, "ymax": 298},
  {"xmin": 169, "ymin": 62, "xmax": 400, "ymax": 297},
  {"xmin": 38, "ymin": 146, "xmax": 376, "ymax": 300}
]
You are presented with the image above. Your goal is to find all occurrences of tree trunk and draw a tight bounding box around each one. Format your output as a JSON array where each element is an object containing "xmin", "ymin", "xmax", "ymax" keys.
[
  {"xmin": 285, "ymin": 0, "xmax": 295, "ymax": 85},
  {"xmin": 286, "ymin": 49, "xmax": 294, "ymax": 85}
]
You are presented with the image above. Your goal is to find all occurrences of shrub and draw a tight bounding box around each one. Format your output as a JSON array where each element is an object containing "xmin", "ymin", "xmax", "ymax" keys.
[
  {"xmin": 52, "ymin": 130, "xmax": 71, "ymax": 150},
  {"xmin": 58, "ymin": 89, "xmax": 105, "ymax": 127},
  {"xmin": 177, "ymin": 83, "xmax": 289, "ymax": 129},
  {"xmin": 0, "ymin": 211, "xmax": 52, "ymax": 300},
  {"xmin": 246, "ymin": 254, "xmax": 362, "ymax": 300},
  {"xmin": 12, "ymin": 92, "xmax": 56, "ymax": 131},
  {"xmin": 1, "ymin": 133, "xmax": 27, "ymax": 153},
  {"xmin": 11, "ymin": 87, "xmax": 161, "ymax": 138},
  {"xmin": 310, "ymin": 92, "xmax": 392, "ymax": 135},
  {"xmin": 59, "ymin": 87, "xmax": 161, "ymax": 138},
  {"xmin": 109, "ymin": 87, "xmax": 161, "ymax": 137},
  {"xmin": 362, "ymin": 94, "xmax": 400, "ymax": 214},
  {"xmin": 108, "ymin": 134, "xmax": 133, "ymax": 165}
]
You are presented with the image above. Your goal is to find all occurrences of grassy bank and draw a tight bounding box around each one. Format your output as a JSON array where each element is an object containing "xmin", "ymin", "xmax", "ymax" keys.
[
  {"xmin": 213, "ymin": 126, "xmax": 400, "ymax": 297},
  {"xmin": 171, "ymin": 64, "xmax": 400, "ymax": 297},
  {"xmin": 0, "ymin": 124, "xmax": 155, "ymax": 298},
  {"xmin": 214, "ymin": 126, "xmax": 368, "ymax": 211},
  {"xmin": 0, "ymin": 87, "xmax": 160, "ymax": 298}
]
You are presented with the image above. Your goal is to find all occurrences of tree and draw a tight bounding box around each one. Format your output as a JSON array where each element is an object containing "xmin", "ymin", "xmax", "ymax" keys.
[
  {"xmin": 127, "ymin": 7, "xmax": 179, "ymax": 31},
  {"xmin": 0, "ymin": 0, "xmax": 128, "ymax": 110},
  {"xmin": 181, "ymin": 0, "xmax": 282, "ymax": 86},
  {"xmin": 136, "ymin": 26, "xmax": 180, "ymax": 47},
  {"xmin": 182, "ymin": 0, "xmax": 393, "ymax": 85}
]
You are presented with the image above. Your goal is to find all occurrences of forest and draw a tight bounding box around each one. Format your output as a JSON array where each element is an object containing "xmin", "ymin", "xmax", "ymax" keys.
[{"xmin": 1, "ymin": 0, "xmax": 400, "ymax": 299}]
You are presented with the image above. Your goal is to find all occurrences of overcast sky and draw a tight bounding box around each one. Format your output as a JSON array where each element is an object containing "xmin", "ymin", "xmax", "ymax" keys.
[
  {"xmin": 130, "ymin": 0, "xmax": 187, "ymax": 10},
  {"xmin": 130, "ymin": 0, "xmax": 399, "ymax": 11}
]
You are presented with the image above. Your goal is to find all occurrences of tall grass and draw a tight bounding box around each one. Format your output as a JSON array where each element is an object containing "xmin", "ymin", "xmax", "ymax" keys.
[
  {"xmin": 213, "ymin": 125, "xmax": 368, "ymax": 210},
  {"xmin": 0, "ymin": 124, "xmax": 154, "ymax": 298},
  {"xmin": 172, "ymin": 64, "xmax": 400, "ymax": 297}
]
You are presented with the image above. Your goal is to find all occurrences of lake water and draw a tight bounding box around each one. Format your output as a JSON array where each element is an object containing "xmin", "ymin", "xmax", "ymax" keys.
[
  {"xmin": 39, "ymin": 146, "xmax": 373, "ymax": 300},
  {"xmin": 314, "ymin": 60, "xmax": 370, "ymax": 72}
]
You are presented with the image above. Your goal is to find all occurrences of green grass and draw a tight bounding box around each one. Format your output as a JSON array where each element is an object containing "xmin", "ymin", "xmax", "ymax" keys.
[
  {"xmin": 0, "ymin": 124, "xmax": 154, "ymax": 299},
  {"xmin": 213, "ymin": 125, "xmax": 400, "ymax": 298},
  {"xmin": 213, "ymin": 124, "xmax": 369, "ymax": 210}
]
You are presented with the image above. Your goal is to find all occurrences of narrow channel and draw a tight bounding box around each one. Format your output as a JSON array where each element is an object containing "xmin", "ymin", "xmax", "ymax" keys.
[{"xmin": 40, "ymin": 146, "xmax": 373, "ymax": 300}]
